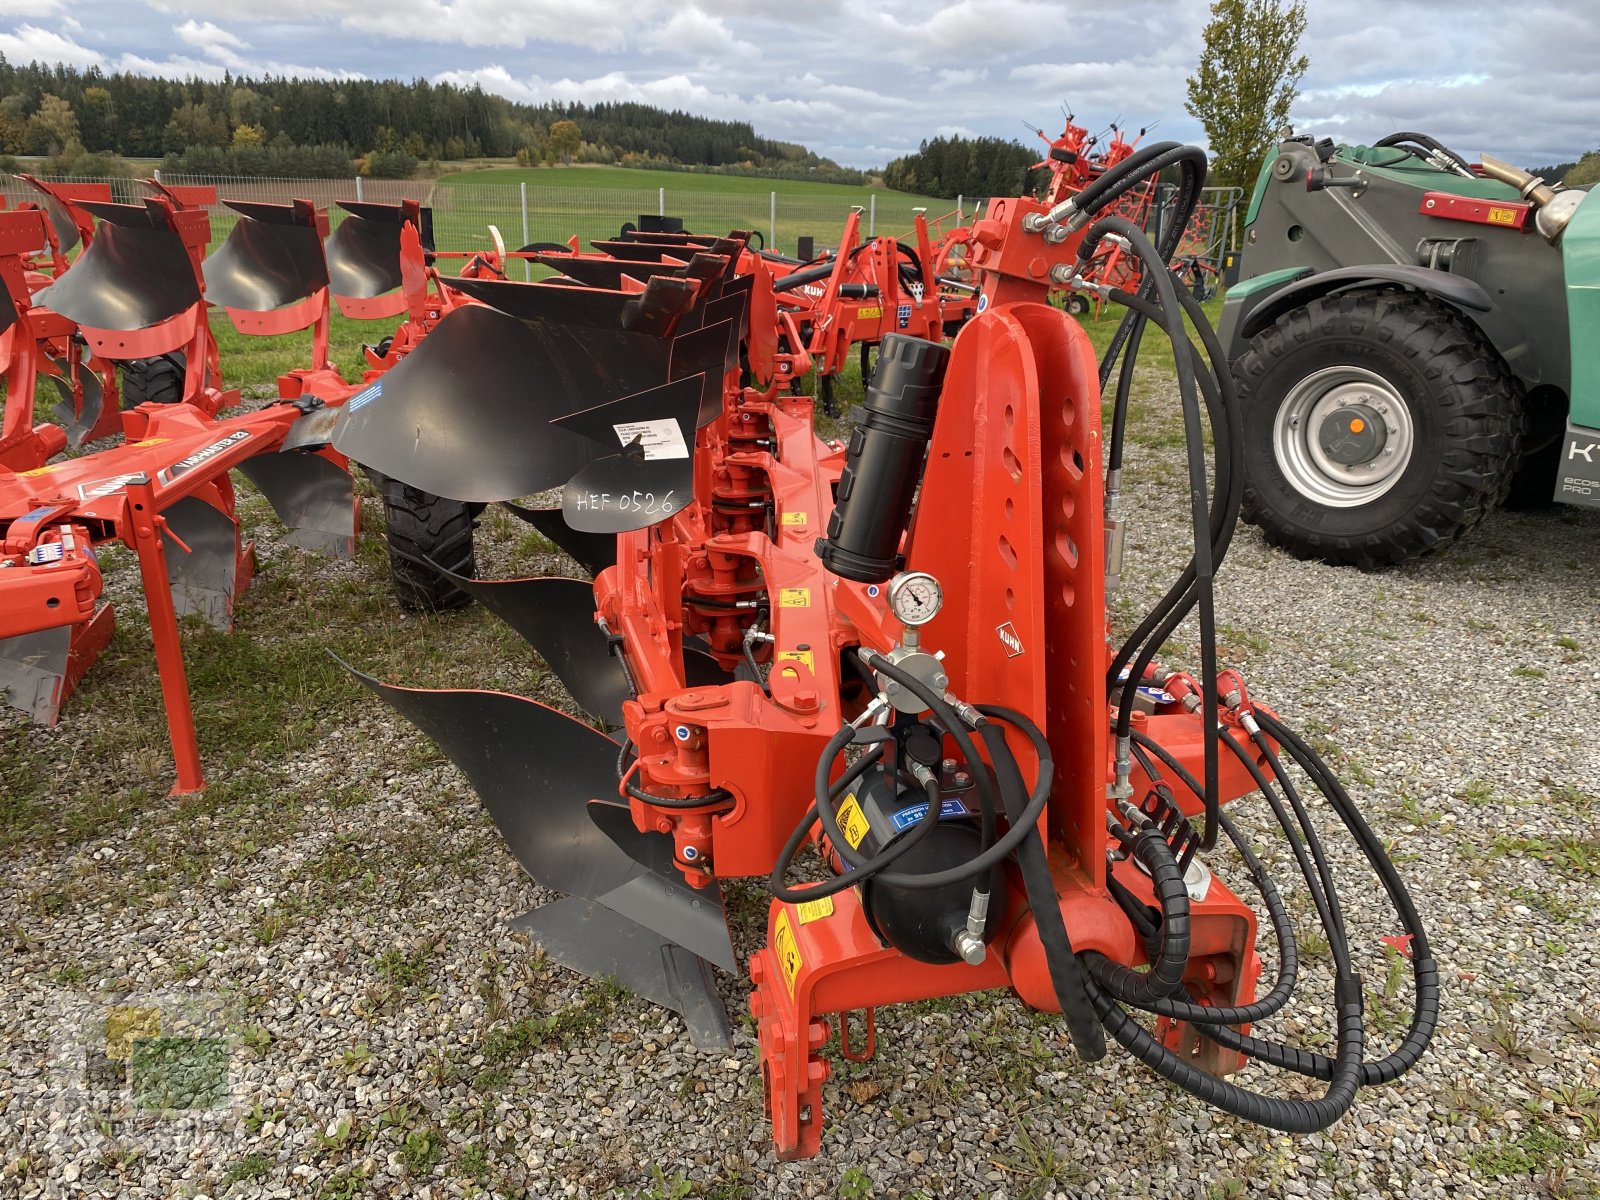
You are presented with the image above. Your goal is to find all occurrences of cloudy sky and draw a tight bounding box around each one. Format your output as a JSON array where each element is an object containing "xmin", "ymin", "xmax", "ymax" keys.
[{"xmin": 1, "ymin": 0, "xmax": 1596, "ymax": 169}]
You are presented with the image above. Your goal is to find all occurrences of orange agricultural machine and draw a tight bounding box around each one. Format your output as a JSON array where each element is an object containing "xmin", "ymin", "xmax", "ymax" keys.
[{"xmin": 337, "ymin": 142, "xmax": 1435, "ymax": 1159}]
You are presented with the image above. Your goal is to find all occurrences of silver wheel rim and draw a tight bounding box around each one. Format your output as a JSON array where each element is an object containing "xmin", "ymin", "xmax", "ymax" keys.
[{"xmin": 1272, "ymin": 365, "xmax": 1416, "ymax": 507}]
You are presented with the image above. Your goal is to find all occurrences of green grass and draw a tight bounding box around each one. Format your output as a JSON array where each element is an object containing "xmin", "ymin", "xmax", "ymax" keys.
[
  {"xmin": 434, "ymin": 164, "xmax": 959, "ymax": 258},
  {"xmin": 447, "ymin": 163, "xmax": 939, "ymax": 202}
]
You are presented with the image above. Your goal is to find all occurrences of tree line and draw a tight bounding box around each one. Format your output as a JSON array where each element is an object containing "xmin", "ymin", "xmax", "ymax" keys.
[
  {"xmin": 881, "ymin": 136, "xmax": 1043, "ymax": 200},
  {"xmin": 0, "ymin": 57, "xmax": 860, "ymax": 180}
]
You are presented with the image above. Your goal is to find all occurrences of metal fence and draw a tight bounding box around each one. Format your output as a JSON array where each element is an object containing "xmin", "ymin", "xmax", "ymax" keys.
[
  {"xmin": 1, "ymin": 171, "xmax": 1239, "ymax": 274},
  {"xmin": 1, "ymin": 172, "xmax": 973, "ymax": 265}
]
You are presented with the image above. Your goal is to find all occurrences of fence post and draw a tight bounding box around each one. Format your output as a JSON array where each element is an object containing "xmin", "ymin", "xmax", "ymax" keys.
[
  {"xmin": 957, "ymin": 194, "xmax": 963, "ymax": 224},
  {"xmin": 868, "ymin": 194, "xmax": 876, "ymax": 237},
  {"xmin": 355, "ymin": 176, "xmax": 364, "ymax": 202},
  {"xmin": 660, "ymin": 187, "xmax": 666, "ymax": 218},
  {"xmin": 770, "ymin": 192, "xmax": 777, "ymax": 252},
  {"xmin": 520, "ymin": 181, "xmax": 531, "ymax": 282},
  {"xmin": 153, "ymin": 168, "xmax": 162, "ymax": 184}
]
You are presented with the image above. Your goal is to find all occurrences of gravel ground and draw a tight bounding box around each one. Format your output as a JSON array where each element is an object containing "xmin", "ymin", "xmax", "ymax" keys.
[{"xmin": 3, "ymin": 390, "xmax": 1599, "ymax": 1200}]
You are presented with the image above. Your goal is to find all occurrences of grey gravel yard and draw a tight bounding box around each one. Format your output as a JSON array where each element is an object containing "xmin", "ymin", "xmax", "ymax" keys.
[{"xmin": 3, "ymin": 394, "xmax": 1599, "ymax": 1200}]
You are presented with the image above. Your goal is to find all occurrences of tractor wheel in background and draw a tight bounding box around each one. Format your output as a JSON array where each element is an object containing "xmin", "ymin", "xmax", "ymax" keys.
[
  {"xmin": 119, "ymin": 352, "xmax": 187, "ymax": 407},
  {"xmin": 1235, "ymin": 291, "xmax": 1522, "ymax": 569},
  {"xmin": 377, "ymin": 476, "xmax": 479, "ymax": 612},
  {"xmin": 1064, "ymin": 293, "xmax": 1091, "ymax": 317}
]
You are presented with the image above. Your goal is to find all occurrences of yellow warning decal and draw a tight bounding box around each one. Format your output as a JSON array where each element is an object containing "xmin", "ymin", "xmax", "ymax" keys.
[
  {"xmin": 836, "ymin": 793, "xmax": 871, "ymax": 849},
  {"xmin": 774, "ymin": 909, "xmax": 802, "ymax": 995},
  {"xmin": 1487, "ymin": 206, "xmax": 1518, "ymax": 226},
  {"xmin": 779, "ymin": 587, "xmax": 810, "ymax": 608},
  {"xmin": 781, "ymin": 511, "xmax": 808, "ymax": 526},
  {"xmin": 776, "ymin": 648, "xmax": 814, "ymax": 672},
  {"xmin": 796, "ymin": 895, "xmax": 834, "ymax": 924},
  {"xmin": 856, "ymin": 305, "xmax": 883, "ymax": 320}
]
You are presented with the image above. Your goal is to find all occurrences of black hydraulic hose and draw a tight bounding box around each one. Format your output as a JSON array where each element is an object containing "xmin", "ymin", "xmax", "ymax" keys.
[
  {"xmin": 1067, "ymin": 140, "xmax": 1182, "ymax": 217},
  {"xmin": 1134, "ymin": 718, "xmax": 1433, "ymax": 1085},
  {"xmin": 1236, "ymin": 711, "xmax": 1440, "ymax": 1086},
  {"xmin": 814, "ymin": 659, "xmax": 1046, "ymax": 891},
  {"xmin": 1374, "ymin": 131, "xmax": 1473, "ymax": 174},
  {"xmin": 1080, "ymin": 824, "xmax": 1191, "ymax": 1004},
  {"xmin": 1128, "ymin": 736, "xmax": 1303, "ymax": 1026},
  {"xmin": 1215, "ymin": 729, "xmax": 1349, "ymax": 970},
  {"xmin": 975, "ymin": 705, "xmax": 1106, "ymax": 1062},
  {"xmin": 1091, "ymin": 146, "xmax": 1207, "ymax": 392},
  {"xmin": 1082, "ymin": 214, "xmax": 1221, "ymax": 846},
  {"xmin": 1104, "ymin": 312, "xmax": 1146, "ymax": 472},
  {"xmin": 1240, "ymin": 726, "xmax": 1351, "ymax": 938},
  {"xmin": 617, "ymin": 740, "xmax": 735, "ymax": 811},
  {"xmin": 772, "ymin": 259, "xmax": 836, "ymax": 293},
  {"xmin": 1086, "ymin": 967, "xmax": 1366, "ymax": 1134},
  {"xmin": 769, "ymin": 746, "xmax": 914, "ymax": 905},
  {"xmin": 1102, "ymin": 286, "xmax": 1242, "ymax": 706}
]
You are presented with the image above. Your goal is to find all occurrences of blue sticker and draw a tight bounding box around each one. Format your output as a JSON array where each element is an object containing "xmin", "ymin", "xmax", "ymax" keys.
[
  {"xmin": 890, "ymin": 798, "xmax": 971, "ymax": 832},
  {"xmin": 896, "ymin": 303, "xmax": 912, "ymax": 329},
  {"xmin": 976, "ymin": 292, "xmax": 990, "ymax": 313},
  {"xmin": 347, "ymin": 381, "xmax": 383, "ymax": 413},
  {"xmin": 866, "ymin": 584, "xmax": 881, "ymax": 598}
]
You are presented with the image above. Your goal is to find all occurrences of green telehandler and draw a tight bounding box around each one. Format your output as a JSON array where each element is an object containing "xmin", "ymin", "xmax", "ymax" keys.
[{"xmin": 1219, "ymin": 131, "xmax": 1599, "ymax": 567}]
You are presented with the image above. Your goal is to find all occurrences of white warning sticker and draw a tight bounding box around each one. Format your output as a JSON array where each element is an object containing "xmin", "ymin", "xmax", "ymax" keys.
[{"xmin": 613, "ymin": 418, "xmax": 689, "ymax": 461}]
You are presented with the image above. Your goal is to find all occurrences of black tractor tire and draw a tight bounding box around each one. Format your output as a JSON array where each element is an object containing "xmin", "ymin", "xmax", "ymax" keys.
[
  {"xmin": 1064, "ymin": 293, "xmax": 1091, "ymax": 317},
  {"xmin": 1236, "ymin": 291, "xmax": 1522, "ymax": 569},
  {"xmin": 119, "ymin": 352, "xmax": 187, "ymax": 407},
  {"xmin": 378, "ymin": 478, "xmax": 478, "ymax": 612},
  {"xmin": 1502, "ymin": 397, "xmax": 1567, "ymax": 510}
]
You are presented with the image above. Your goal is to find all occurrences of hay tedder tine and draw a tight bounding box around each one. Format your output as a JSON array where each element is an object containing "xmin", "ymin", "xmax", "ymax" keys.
[
  {"xmin": 343, "ymin": 669, "xmax": 736, "ymax": 973},
  {"xmin": 509, "ymin": 899, "xmax": 732, "ymax": 1050},
  {"xmin": 500, "ymin": 502, "xmax": 618, "ymax": 575},
  {"xmin": 427, "ymin": 571, "xmax": 629, "ymax": 727}
]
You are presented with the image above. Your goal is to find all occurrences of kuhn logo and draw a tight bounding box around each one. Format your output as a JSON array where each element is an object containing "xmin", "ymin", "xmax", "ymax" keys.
[
  {"xmin": 996, "ymin": 622, "xmax": 1024, "ymax": 658},
  {"xmin": 76, "ymin": 473, "xmax": 142, "ymax": 501},
  {"xmin": 1570, "ymin": 441, "xmax": 1599, "ymax": 463}
]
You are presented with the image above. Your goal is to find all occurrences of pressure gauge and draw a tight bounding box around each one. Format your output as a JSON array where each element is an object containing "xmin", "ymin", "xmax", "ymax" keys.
[{"xmin": 888, "ymin": 571, "xmax": 944, "ymax": 627}]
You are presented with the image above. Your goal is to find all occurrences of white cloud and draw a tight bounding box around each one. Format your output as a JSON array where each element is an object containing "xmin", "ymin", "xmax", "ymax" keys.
[
  {"xmin": 0, "ymin": 0, "xmax": 63, "ymax": 17},
  {"xmin": 0, "ymin": 23, "xmax": 102, "ymax": 68},
  {"xmin": 0, "ymin": 0, "xmax": 1595, "ymax": 168},
  {"xmin": 641, "ymin": 8, "xmax": 756, "ymax": 59},
  {"xmin": 175, "ymin": 17, "xmax": 248, "ymax": 57}
]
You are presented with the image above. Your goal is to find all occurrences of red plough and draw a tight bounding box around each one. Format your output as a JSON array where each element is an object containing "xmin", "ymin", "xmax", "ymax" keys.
[
  {"xmin": 0, "ymin": 194, "xmax": 362, "ymax": 788},
  {"xmin": 337, "ymin": 143, "xmax": 1436, "ymax": 1162}
]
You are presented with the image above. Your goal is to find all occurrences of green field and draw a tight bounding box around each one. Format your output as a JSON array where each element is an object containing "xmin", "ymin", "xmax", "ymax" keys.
[
  {"xmin": 447, "ymin": 163, "xmax": 948, "ymax": 204},
  {"xmin": 431, "ymin": 164, "xmax": 965, "ymax": 258}
]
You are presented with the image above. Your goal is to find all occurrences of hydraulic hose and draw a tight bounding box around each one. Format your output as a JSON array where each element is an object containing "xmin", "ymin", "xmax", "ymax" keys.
[
  {"xmin": 1087, "ymin": 966, "xmax": 1366, "ymax": 1133},
  {"xmin": 1373, "ymin": 131, "xmax": 1473, "ymax": 175},
  {"xmin": 1080, "ymin": 213, "xmax": 1222, "ymax": 845},
  {"xmin": 1127, "ymin": 736, "xmax": 1302, "ymax": 1026},
  {"xmin": 616, "ymin": 740, "xmax": 735, "ymax": 811},
  {"xmin": 975, "ymin": 706, "xmax": 1106, "ymax": 1061},
  {"xmin": 1079, "ymin": 822, "xmax": 1191, "ymax": 1004}
]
